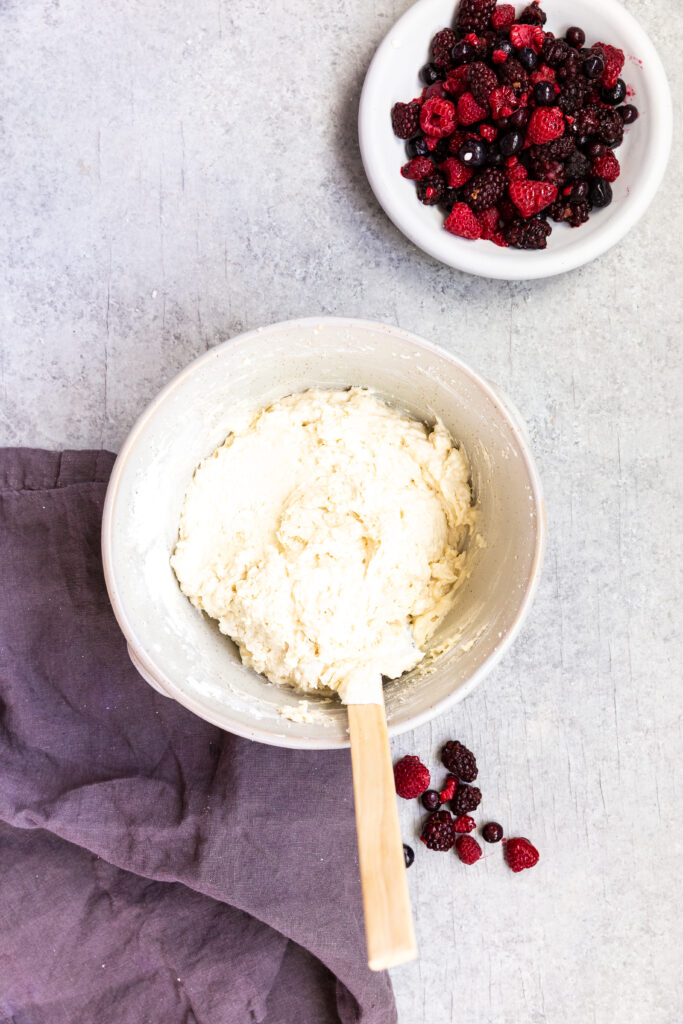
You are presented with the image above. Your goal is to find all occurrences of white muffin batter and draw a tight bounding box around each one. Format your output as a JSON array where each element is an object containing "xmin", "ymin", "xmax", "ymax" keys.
[{"xmin": 171, "ymin": 388, "xmax": 474, "ymax": 704}]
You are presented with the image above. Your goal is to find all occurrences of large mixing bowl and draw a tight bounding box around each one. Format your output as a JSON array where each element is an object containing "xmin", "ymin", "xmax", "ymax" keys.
[{"xmin": 102, "ymin": 318, "xmax": 545, "ymax": 748}]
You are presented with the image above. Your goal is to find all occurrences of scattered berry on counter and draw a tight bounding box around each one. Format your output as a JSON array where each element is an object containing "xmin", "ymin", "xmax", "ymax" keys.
[
  {"xmin": 451, "ymin": 782, "xmax": 482, "ymax": 816},
  {"xmin": 441, "ymin": 740, "xmax": 478, "ymax": 782},
  {"xmin": 403, "ymin": 843, "xmax": 415, "ymax": 868},
  {"xmin": 421, "ymin": 811, "xmax": 457, "ymax": 851},
  {"xmin": 439, "ymin": 774, "xmax": 458, "ymax": 803},
  {"xmin": 455, "ymin": 835, "xmax": 483, "ymax": 864},
  {"xmin": 421, "ymin": 789, "xmax": 442, "ymax": 811},
  {"xmin": 482, "ymin": 821, "xmax": 504, "ymax": 843},
  {"xmin": 394, "ymin": 755, "xmax": 431, "ymax": 799},
  {"xmin": 505, "ymin": 836, "xmax": 540, "ymax": 872},
  {"xmin": 453, "ymin": 814, "xmax": 477, "ymax": 834}
]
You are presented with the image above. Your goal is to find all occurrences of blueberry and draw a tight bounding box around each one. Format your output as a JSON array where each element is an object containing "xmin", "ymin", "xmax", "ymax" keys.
[
  {"xmin": 406, "ymin": 136, "xmax": 429, "ymax": 158},
  {"xmin": 420, "ymin": 62, "xmax": 441, "ymax": 85},
  {"xmin": 487, "ymin": 147, "xmax": 505, "ymax": 167},
  {"xmin": 602, "ymin": 79, "xmax": 627, "ymax": 105},
  {"xmin": 517, "ymin": 46, "xmax": 538, "ymax": 71},
  {"xmin": 533, "ymin": 81, "xmax": 555, "ymax": 106},
  {"xmin": 565, "ymin": 26, "xmax": 586, "ymax": 49},
  {"xmin": 403, "ymin": 843, "xmax": 415, "ymax": 868},
  {"xmin": 497, "ymin": 115, "xmax": 510, "ymax": 130},
  {"xmin": 451, "ymin": 40, "xmax": 476, "ymax": 65},
  {"xmin": 571, "ymin": 180, "xmax": 590, "ymax": 201},
  {"xmin": 458, "ymin": 138, "xmax": 488, "ymax": 168},
  {"xmin": 618, "ymin": 103, "xmax": 639, "ymax": 124},
  {"xmin": 509, "ymin": 107, "xmax": 529, "ymax": 129},
  {"xmin": 482, "ymin": 822, "xmax": 504, "ymax": 844},
  {"xmin": 421, "ymin": 789, "xmax": 442, "ymax": 811},
  {"xmin": 590, "ymin": 177, "xmax": 613, "ymax": 208},
  {"xmin": 500, "ymin": 129, "xmax": 524, "ymax": 157},
  {"xmin": 582, "ymin": 53, "xmax": 605, "ymax": 80},
  {"xmin": 587, "ymin": 141, "xmax": 607, "ymax": 159}
]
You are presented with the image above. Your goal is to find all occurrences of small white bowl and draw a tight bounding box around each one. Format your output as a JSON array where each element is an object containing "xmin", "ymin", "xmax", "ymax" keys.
[
  {"xmin": 358, "ymin": 0, "xmax": 672, "ymax": 279},
  {"xmin": 102, "ymin": 318, "xmax": 545, "ymax": 749}
]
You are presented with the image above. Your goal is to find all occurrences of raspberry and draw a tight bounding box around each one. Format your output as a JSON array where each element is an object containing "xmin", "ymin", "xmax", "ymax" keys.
[
  {"xmin": 455, "ymin": 835, "xmax": 482, "ymax": 864},
  {"xmin": 509, "ymin": 179, "xmax": 557, "ymax": 216},
  {"xmin": 478, "ymin": 206, "xmax": 500, "ymax": 239},
  {"xmin": 592, "ymin": 151, "xmax": 620, "ymax": 182},
  {"xmin": 453, "ymin": 814, "xmax": 477, "ymax": 833},
  {"xmin": 594, "ymin": 42, "xmax": 625, "ymax": 89},
  {"xmin": 489, "ymin": 85, "xmax": 518, "ymax": 119},
  {"xmin": 548, "ymin": 197, "xmax": 590, "ymax": 227},
  {"xmin": 416, "ymin": 175, "xmax": 446, "ymax": 205},
  {"xmin": 391, "ymin": 101, "xmax": 420, "ymax": 140},
  {"xmin": 505, "ymin": 836, "xmax": 540, "ymax": 872},
  {"xmin": 420, "ymin": 810, "xmax": 456, "ymax": 851},
  {"xmin": 441, "ymin": 740, "xmax": 478, "ymax": 782},
  {"xmin": 457, "ymin": 91, "xmax": 488, "ymax": 126},
  {"xmin": 444, "ymin": 65, "xmax": 470, "ymax": 98},
  {"xmin": 480, "ymin": 123, "xmax": 497, "ymax": 142},
  {"xmin": 444, "ymin": 202, "xmax": 482, "ymax": 239},
  {"xmin": 400, "ymin": 157, "xmax": 435, "ymax": 181},
  {"xmin": 467, "ymin": 61, "xmax": 497, "ymax": 108},
  {"xmin": 447, "ymin": 130, "xmax": 468, "ymax": 155},
  {"xmin": 439, "ymin": 774, "xmax": 458, "ymax": 803},
  {"xmin": 450, "ymin": 782, "xmax": 482, "ymax": 815},
  {"xmin": 529, "ymin": 157, "xmax": 566, "ymax": 187},
  {"xmin": 440, "ymin": 157, "xmax": 473, "ymax": 188},
  {"xmin": 526, "ymin": 106, "xmax": 565, "ymax": 144},
  {"xmin": 504, "ymin": 216, "xmax": 552, "ymax": 249},
  {"xmin": 505, "ymin": 160, "xmax": 528, "ymax": 182},
  {"xmin": 462, "ymin": 167, "xmax": 506, "ymax": 212},
  {"xmin": 509, "ymin": 24, "xmax": 544, "ymax": 53},
  {"xmin": 491, "ymin": 4, "xmax": 515, "ymax": 31},
  {"xmin": 498, "ymin": 58, "xmax": 530, "ymax": 95},
  {"xmin": 530, "ymin": 63, "xmax": 557, "ymax": 86},
  {"xmin": 457, "ymin": 0, "xmax": 497, "ymax": 35},
  {"xmin": 393, "ymin": 755, "xmax": 430, "ymax": 799},
  {"xmin": 482, "ymin": 821, "xmax": 504, "ymax": 843},
  {"xmin": 431, "ymin": 28, "xmax": 458, "ymax": 69},
  {"xmin": 420, "ymin": 97, "xmax": 457, "ymax": 137},
  {"xmin": 518, "ymin": 1, "xmax": 547, "ymax": 26}
]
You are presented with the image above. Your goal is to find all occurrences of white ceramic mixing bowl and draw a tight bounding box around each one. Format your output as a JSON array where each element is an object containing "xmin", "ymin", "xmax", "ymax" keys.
[{"xmin": 102, "ymin": 318, "xmax": 545, "ymax": 748}]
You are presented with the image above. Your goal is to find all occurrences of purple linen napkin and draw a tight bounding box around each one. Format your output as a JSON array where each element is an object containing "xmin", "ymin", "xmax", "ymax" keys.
[{"xmin": 0, "ymin": 449, "xmax": 397, "ymax": 1024}]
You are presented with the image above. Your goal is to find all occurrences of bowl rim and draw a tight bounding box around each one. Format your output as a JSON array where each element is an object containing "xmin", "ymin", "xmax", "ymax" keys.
[
  {"xmin": 102, "ymin": 316, "xmax": 546, "ymax": 748},
  {"xmin": 358, "ymin": 0, "xmax": 673, "ymax": 280}
]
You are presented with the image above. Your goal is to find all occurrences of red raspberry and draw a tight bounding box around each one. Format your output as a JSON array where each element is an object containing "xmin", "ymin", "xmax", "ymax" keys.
[
  {"xmin": 505, "ymin": 836, "xmax": 540, "ymax": 872},
  {"xmin": 594, "ymin": 42, "xmax": 625, "ymax": 89},
  {"xmin": 444, "ymin": 65, "xmax": 470, "ymax": 98},
  {"xmin": 478, "ymin": 205, "xmax": 500, "ymax": 239},
  {"xmin": 491, "ymin": 4, "xmax": 515, "ymax": 31},
  {"xmin": 509, "ymin": 179, "xmax": 557, "ymax": 217},
  {"xmin": 393, "ymin": 755, "xmax": 430, "ymax": 799},
  {"xmin": 505, "ymin": 160, "xmax": 528, "ymax": 182},
  {"xmin": 425, "ymin": 81, "xmax": 447, "ymax": 100},
  {"xmin": 492, "ymin": 48, "xmax": 510, "ymax": 65},
  {"xmin": 401, "ymin": 157, "xmax": 436, "ymax": 181},
  {"xmin": 509, "ymin": 24, "xmax": 544, "ymax": 52},
  {"xmin": 488, "ymin": 86, "xmax": 518, "ymax": 119},
  {"xmin": 530, "ymin": 64, "xmax": 557, "ymax": 85},
  {"xmin": 491, "ymin": 231, "xmax": 509, "ymax": 247},
  {"xmin": 447, "ymin": 130, "xmax": 467, "ymax": 155},
  {"xmin": 440, "ymin": 158, "xmax": 473, "ymax": 189},
  {"xmin": 439, "ymin": 774, "xmax": 458, "ymax": 802},
  {"xmin": 453, "ymin": 814, "xmax": 477, "ymax": 833},
  {"xmin": 444, "ymin": 202, "xmax": 482, "ymax": 240},
  {"xmin": 457, "ymin": 91, "xmax": 488, "ymax": 126},
  {"xmin": 480, "ymin": 123, "xmax": 497, "ymax": 142},
  {"xmin": 592, "ymin": 151, "xmax": 620, "ymax": 182},
  {"xmin": 526, "ymin": 106, "xmax": 565, "ymax": 144},
  {"xmin": 420, "ymin": 97, "xmax": 456, "ymax": 137},
  {"xmin": 455, "ymin": 835, "xmax": 482, "ymax": 864}
]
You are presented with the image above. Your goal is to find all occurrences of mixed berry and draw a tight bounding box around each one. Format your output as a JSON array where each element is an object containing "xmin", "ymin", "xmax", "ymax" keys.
[
  {"xmin": 395, "ymin": 738, "xmax": 539, "ymax": 872},
  {"xmin": 390, "ymin": 0, "xmax": 639, "ymax": 250}
]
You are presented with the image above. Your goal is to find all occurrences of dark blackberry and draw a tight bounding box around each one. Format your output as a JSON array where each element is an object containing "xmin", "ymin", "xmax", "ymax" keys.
[
  {"xmin": 590, "ymin": 177, "xmax": 613, "ymax": 208},
  {"xmin": 456, "ymin": 0, "xmax": 497, "ymax": 35},
  {"xmin": 391, "ymin": 101, "xmax": 420, "ymax": 139},
  {"xmin": 532, "ymin": 136, "xmax": 575, "ymax": 161},
  {"xmin": 504, "ymin": 217, "xmax": 552, "ymax": 249},
  {"xmin": 482, "ymin": 821, "xmax": 504, "ymax": 843},
  {"xmin": 518, "ymin": 2, "xmax": 547, "ymax": 26},
  {"xmin": 565, "ymin": 26, "xmax": 586, "ymax": 49},
  {"xmin": 596, "ymin": 106, "xmax": 624, "ymax": 147},
  {"xmin": 618, "ymin": 104, "xmax": 639, "ymax": 124},
  {"xmin": 416, "ymin": 175, "xmax": 446, "ymax": 205},
  {"xmin": 467, "ymin": 61, "xmax": 498, "ymax": 108},
  {"xmin": 549, "ymin": 196, "xmax": 591, "ymax": 226},
  {"xmin": 557, "ymin": 53, "xmax": 582, "ymax": 82},
  {"xmin": 450, "ymin": 782, "xmax": 482, "ymax": 815},
  {"xmin": 543, "ymin": 38, "xmax": 572, "ymax": 67},
  {"xmin": 441, "ymin": 740, "xmax": 478, "ymax": 781},
  {"xmin": 498, "ymin": 58, "xmax": 529, "ymax": 95},
  {"xmin": 602, "ymin": 79, "xmax": 627, "ymax": 105},
  {"xmin": 558, "ymin": 79, "xmax": 587, "ymax": 116},
  {"xmin": 577, "ymin": 104, "xmax": 601, "ymax": 137},
  {"xmin": 563, "ymin": 148, "xmax": 591, "ymax": 181},
  {"xmin": 403, "ymin": 843, "xmax": 415, "ymax": 867},
  {"xmin": 420, "ymin": 810, "xmax": 456, "ymax": 852},
  {"xmin": 487, "ymin": 147, "xmax": 505, "ymax": 167},
  {"xmin": 420, "ymin": 62, "xmax": 441, "ymax": 85},
  {"xmin": 431, "ymin": 28, "xmax": 458, "ymax": 68},
  {"xmin": 462, "ymin": 167, "xmax": 506, "ymax": 211},
  {"xmin": 530, "ymin": 158, "xmax": 566, "ymax": 187},
  {"xmin": 421, "ymin": 789, "xmax": 442, "ymax": 811}
]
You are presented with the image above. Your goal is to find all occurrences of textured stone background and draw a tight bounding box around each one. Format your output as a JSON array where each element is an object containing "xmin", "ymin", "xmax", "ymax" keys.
[{"xmin": 1, "ymin": 1, "xmax": 681, "ymax": 1021}]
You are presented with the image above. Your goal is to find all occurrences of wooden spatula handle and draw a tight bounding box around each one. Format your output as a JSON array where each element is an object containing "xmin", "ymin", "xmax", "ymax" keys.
[{"xmin": 347, "ymin": 703, "xmax": 418, "ymax": 971}]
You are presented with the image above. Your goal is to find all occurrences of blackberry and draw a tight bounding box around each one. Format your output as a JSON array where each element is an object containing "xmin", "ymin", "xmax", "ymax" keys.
[
  {"xmin": 548, "ymin": 197, "xmax": 591, "ymax": 226},
  {"xmin": 441, "ymin": 740, "xmax": 478, "ymax": 781},
  {"xmin": 467, "ymin": 61, "xmax": 498, "ymax": 108},
  {"xmin": 403, "ymin": 843, "xmax": 415, "ymax": 867},
  {"xmin": 482, "ymin": 821, "xmax": 504, "ymax": 843},
  {"xmin": 504, "ymin": 217, "xmax": 552, "ymax": 249},
  {"xmin": 563, "ymin": 148, "xmax": 591, "ymax": 181},
  {"xmin": 577, "ymin": 104, "xmax": 602, "ymax": 137},
  {"xmin": 431, "ymin": 28, "xmax": 458, "ymax": 68},
  {"xmin": 416, "ymin": 175, "xmax": 446, "ymax": 205},
  {"xmin": 596, "ymin": 106, "xmax": 624, "ymax": 147},
  {"xmin": 451, "ymin": 783, "xmax": 482, "ymax": 815},
  {"xmin": 456, "ymin": 0, "xmax": 497, "ymax": 35},
  {"xmin": 530, "ymin": 157, "xmax": 566, "ymax": 187},
  {"xmin": 543, "ymin": 38, "xmax": 572, "ymax": 67},
  {"xmin": 532, "ymin": 136, "xmax": 575, "ymax": 161},
  {"xmin": 518, "ymin": 2, "xmax": 547, "ymax": 26},
  {"xmin": 498, "ymin": 58, "xmax": 529, "ymax": 95},
  {"xmin": 462, "ymin": 167, "xmax": 506, "ymax": 211},
  {"xmin": 557, "ymin": 53, "xmax": 582, "ymax": 83},
  {"xmin": 420, "ymin": 810, "xmax": 456, "ymax": 851},
  {"xmin": 558, "ymin": 79, "xmax": 587, "ymax": 116},
  {"xmin": 391, "ymin": 101, "xmax": 420, "ymax": 139}
]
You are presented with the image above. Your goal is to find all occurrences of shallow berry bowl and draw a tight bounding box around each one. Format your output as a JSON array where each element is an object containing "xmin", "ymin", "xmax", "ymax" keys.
[{"xmin": 358, "ymin": 0, "xmax": 672, "ymax": 279}]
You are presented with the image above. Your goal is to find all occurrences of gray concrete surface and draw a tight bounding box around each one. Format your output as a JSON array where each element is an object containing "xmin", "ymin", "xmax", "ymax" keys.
[{"xmin": 1, "ymin": 1, "xmax": 681, "ymax": 1021}]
